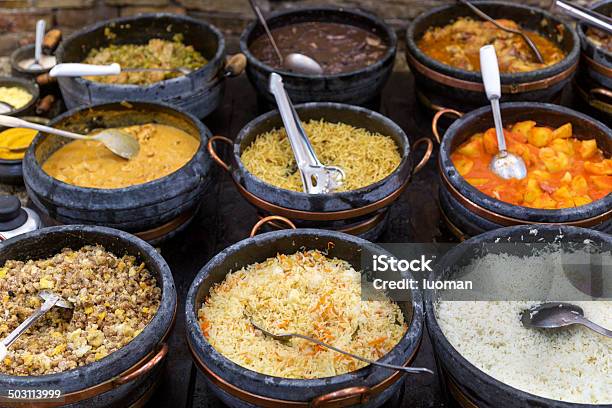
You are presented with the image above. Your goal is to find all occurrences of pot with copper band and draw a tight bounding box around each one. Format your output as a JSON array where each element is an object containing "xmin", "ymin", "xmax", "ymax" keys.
[
  {"xmin": 405, "ymin": 1, "xmax": 580, "ymax": 114},
  {"xmin": 185, "ymin": 221, "xmax": 424, "ymax": 408},
  {"xmin": 434, "ymin": 102, "xmax": 611, "ymax": 239}
]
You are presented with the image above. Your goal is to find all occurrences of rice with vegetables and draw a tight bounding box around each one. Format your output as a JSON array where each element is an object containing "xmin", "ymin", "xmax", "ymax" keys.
[
  {"xmin": 0, "ymin": 246, "xmax": 161, "ymax": 376},
  {"xmin": 198, "ymin": 250, "xmax": 406, "ymax": 379},
  {"xmin": 240, "ymin": 120, "xmax": 401, "ymax": 192}
]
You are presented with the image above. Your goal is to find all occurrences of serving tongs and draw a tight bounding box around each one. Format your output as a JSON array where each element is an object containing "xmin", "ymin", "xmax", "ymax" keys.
[
  {"xmin": 554, "ymin": 0, "xmax": 612, "ymax": 35},
  {"xmin": 457, "ymin": 0, "xmax": 544, "ymax": 63},
  {"xmin": 268, "ymin": 73, "xmax": 345, "ymax": 194}
]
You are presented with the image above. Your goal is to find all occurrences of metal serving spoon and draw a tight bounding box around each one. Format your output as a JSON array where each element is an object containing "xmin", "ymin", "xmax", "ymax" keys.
[
  {"xmin": 555, "ymin": 0, "xmax": 612, "ymax": 35},
  {"xmin": 268, "ymin": 73, "xmax": 345, "ymax": 194},
  {"xmin": 0, "ymin": 291, "xmax": 73, "ymax": 361},
  {"xmin": 250, "ymin": 319, "xmax": 433, "ymax": 375},
  {"xmin": 28, "ymin": 20, "xmax": 46, "ymax": 70},
  {"xmin": 457, "ymin": 0, "xmax": 544, "ymax": 64},
  {"xmin": 49, "ymin": 63, "xmax": 192, "ymax": 78},
  {"xmin": 0, "ymin": 115, "xmax": 140, "ymax": 160},
  {"xmin": 480, "ymin": 45, "xmax": 527, "ymax": 180},
  {"xmin": 0, "ymin": 101, "xmax": 15, "ymax": 114},
  {"xmin": 521, "ymin": 302, "xmax": 612, "ymax": 338},
  {"xmin": 248, "ymin": 0, "xmax": 324, "ymax": 75}
]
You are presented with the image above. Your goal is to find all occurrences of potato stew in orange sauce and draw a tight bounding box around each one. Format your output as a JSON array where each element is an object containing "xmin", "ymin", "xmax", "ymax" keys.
[{"xmin": 451, "ymin": 121, "xmax": 611, "ymax": 209}]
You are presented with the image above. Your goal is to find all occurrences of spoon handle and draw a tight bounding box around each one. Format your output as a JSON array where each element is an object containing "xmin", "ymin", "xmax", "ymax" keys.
[
  {"xmin": 0, "ymin": 115, "xmax": 93, "ymax": 141},
  {"xmin": 556, "ymin": 0, "xmax": 612, "ymax": 34},
  {"xmin": 50, "ymin": 63, "xmax": 121, "ymax": 78},
  {"xmin": 34, "ymin": 19, "xmax": 45, "ymax": 66},
  {"xmin": 0, "ymin": 296, "xmax": 58, "ymax": 360},
  {"xmin": 575, "ymin": 316, "xmax": 612, "ymax": 338},
  {"xmin": 480, "ymin": 45, "xmax": 507, "ymax": 152},
  {"xmin": 248, "ymin": 0, "xmax": 284, "ymax": 65}
]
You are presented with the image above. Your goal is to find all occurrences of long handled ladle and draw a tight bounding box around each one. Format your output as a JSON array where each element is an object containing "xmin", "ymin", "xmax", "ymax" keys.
[
  {"xmin": 521, "ymin": 302, "xmax": 612, "ymax": 338},
  {"xmin": 480, "ymin": 45, "xmax": 527, "ymax": 180},
  {"xmin": 248, "ymin": 0, "xmax": 323, "ymax": 75},
  {"xmin": 268, "ymin": 73, "xmax": 345, "ymax": 194},
  {"xmin": 457, "ymin": 0, "xmax": 544, "ymax": 63},
  {"xmin": 0, "ymin": 115, "xmax": 140, "ymax": 160},
  {"xmin": 0, "ymin": 291, "xmax": 73, "ymax": 361},
  {"xmin": 250, "ymin": 319, "xmax": 433, "ymax": 374},
  {"xmin": 49, "ymin": 63, "xmax": 192, "ymax": 78},
  {"xmin": 28, "ymin": 20, "xmax": 46, "ymax": 70}
]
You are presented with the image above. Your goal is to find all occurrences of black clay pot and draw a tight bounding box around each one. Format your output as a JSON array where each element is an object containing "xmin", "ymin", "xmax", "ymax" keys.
[
  {"xmin": 56, "ymin": 14, "xmax": 230, "ymax": 119},
  {"xmin": 437, "ymin": 102, "xmax": 611, "ymax": 238},
  {"xmin": 240, "ymin": 7, "xmax": 397, "ymax": 108},
  {"xmin": 22, "ymin": 101, "xmax": 213, "ymax": 244},
  {"xmin": 406, "ymin": 1, "xmax": 580, "ymax": 113},
  {"xmin": 185, "ymin": 228, "xmax": 424, "ymax": 408},
  {"xmin": 207, "ymin": 102, "xmax": 432, "ymax": 239},
  {"xmin": 425, "ymin": 225, "xmax": 611, "ymax": 408},
  {"xmin": 0, "ymin": 76, "xmax": 40, "ymax": 185},
  {"xmin": 575, "ymin": 0, "xmax": 611, "ymax": 121},
  {"xmin": 0, "ymin": 225, "xmax": 176, "ymax": 408}
]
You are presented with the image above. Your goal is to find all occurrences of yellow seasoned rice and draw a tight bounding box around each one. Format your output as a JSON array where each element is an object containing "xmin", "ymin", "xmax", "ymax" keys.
[
  {"xmin": 198, "ymin": 250, "xmax": 406, "ymax": 379},
  {"xmin": 240, "ymin": 120, "xmax": 401, "ymax": 192}
]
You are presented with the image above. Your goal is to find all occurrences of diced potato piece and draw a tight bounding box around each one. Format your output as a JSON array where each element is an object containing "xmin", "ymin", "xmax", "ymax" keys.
[
  {"xmin": 584, "ymin": 160, "xmax": 612, "ymax": 176},
  {"xmin": 466, "ymin": 178, "xmax": 489, "ymax": 187},
  {"xmin": 573, "ymin": 195, "xmax": 593, "ymax": 207},
  {"xmin": 552, "ymin": 186, "xmax": 572, "ymax": 201},
  {"xmin": 550, "ymin": 138, "xmax": 574, "ymax": 155},
  {"xmin": 511, "ymin": 121, "xmax": 536, "ymax": 141},
  {"xmin": 560, "ymin": 172, "xmax": 572, "ymax": 184},
  {"xmin": 531, "ymin": 193, "xmax": 557, "ymax": 209},
  {"xmin": 571, "ymin": 175, "xmax": 588, "ymax": 195},
  {"xmin": 556, "ymin": 199, "xmax": 575, "ymax": 208},
  {"xmin": 579, "ymin": 139, "xmax": 598, "ymax": 159},
  {"xmin": 591, "ymin": 175, "xmax": 612, "ymax": 190},
  {"xmin": 508, "ymin": 143, "xmax": 533, "ymax": 166},
  {"xmin": 528, "ymin": 127, "xmax": 553, "ymax": 147},
  {"xmin": 530, "ymin": 169, "xmax": 551, "ymax": 181},
  {"xmin": 539, "ymin": 148, "xmax": 569, "ymax": 173},
  {"xmin": 524, "ymin": 179, "xmax": 542, "ymax": 203},
  {"xmin": 482, "ymin": 128, "xmax": 499, "ymax": 155},
  {"xmin": 456, "ymin": 138, "xmax": 483, "ymax": 158},
  {"xmin": 453, "ymin": 156, "xmax": 474, "ymax": 176},
  {"xmin": 552, "ymin": 123, "xmax": 572, "ymax": 139}
]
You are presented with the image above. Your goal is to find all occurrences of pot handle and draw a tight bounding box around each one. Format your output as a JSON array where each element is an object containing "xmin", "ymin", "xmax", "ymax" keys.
[
  {"xmin": 224, "ymin": 53, "xmax": 247, "ymax": 78},
  {"xmin": 114, "ymin": 343, "xmax": 168, "ymax": 385},
  {"xmin": 411, "ymin": 137, "xmax": 434, "ymax": 175},
  {"xmin": 310, "ymin": 386, "xmax": 371, "ymax": 407},
  {"xmin": 431, "ymin": 108, "xmax": 462, "ymax": 144},
  {"xmin": 250, "ymin": 215, "xmax": 296, "ymax": 237},
  {"xmin": 589, "ymin": 87, "xmax": 612, "ymax": 104},
  {"xmin": 207, "ymin": 135, "xmax": 233, "ymax": 172}
]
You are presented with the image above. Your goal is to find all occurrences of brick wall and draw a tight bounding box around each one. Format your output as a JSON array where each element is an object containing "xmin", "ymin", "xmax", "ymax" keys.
[{"xmin": 0, "ymin": 0, "xmax": 594, "ymax": 56}]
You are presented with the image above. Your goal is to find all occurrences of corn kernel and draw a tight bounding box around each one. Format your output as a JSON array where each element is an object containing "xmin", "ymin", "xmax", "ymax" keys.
[
  {"xmin": 84, "ymin": 306, "xmax": 94, "ymax": 315},
  {"xmin": 0, "ymin": 268, "xmax": 7, "ymax": 279},
  {"xmin": 38, "ymin": 276, "xmax": 54, "ymax": 289}
]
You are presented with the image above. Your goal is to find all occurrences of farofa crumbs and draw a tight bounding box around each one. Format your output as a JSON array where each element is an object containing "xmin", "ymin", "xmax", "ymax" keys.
[{"xmin": 0, "ymin": 245, "xmax": 161, "ymax": 376}]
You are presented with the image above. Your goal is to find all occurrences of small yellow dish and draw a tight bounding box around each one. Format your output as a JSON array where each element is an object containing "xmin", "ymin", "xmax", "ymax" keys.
[{"xmin": 0, "ymin": 128, "xmax": 37, "ymax": 160}]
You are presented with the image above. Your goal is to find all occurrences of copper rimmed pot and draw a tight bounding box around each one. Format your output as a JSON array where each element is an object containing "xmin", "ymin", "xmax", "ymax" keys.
[
  {"xmin": 0, "ymin": 225, "xmax": 176, "ymax": 407},
  {"xmin": 207, "ymin": 102, "xmax": 433, "ymax": 239},
  {"xmin": 406, "ymin": 1, "xmax": 580, "ymax": 114},
  {"xmin": 574, "ymin": 0, "xmax": 611, "ymax": 122},
  {"xmin": 432, "ymin": 102, "xmax": 611, "ymax": 240},
  {"xmin": 185, "ymin": 217, "xmax": 424, "ymax": 408},
  {"xmin": 23, "ymin": 101, "xmax": 213, "ymax": 244},
  {"xmin": 425, "ymin": 224, "xmax": 611, "ymax": 408}
]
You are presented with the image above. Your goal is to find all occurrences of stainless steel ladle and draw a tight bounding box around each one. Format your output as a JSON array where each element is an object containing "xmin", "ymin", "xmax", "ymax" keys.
[
  {"xmin": 50, "ymin": 63, "xmax": 192, "ymax": 78},
  {"xmin": 250, "ymin": 319, "xmax": 434, "ymax": 375},
  {"xmin": 521, "ymin": 302, "xmax": 612, "ymax": 338},
  {"xmin": 268, "ymin": 72, "xmax": 345, "ymax": 194},
  {"xmin": 480, "ymin": 45, "xmax": 527, "ymax": 180},
  {"xmin": 28, "ymin": 20, "xmax": 46, "ymax": 70},
  {"xmin": 0, "ymin": 291, "xmax": 73, "ymax": 361},
  {"xmin": 0, "ymin": 114, "xmax": 140, "ymax": 160},
  {"xmin": 0, "ymin": 101, "xmax": 15, "ymax": 114},
  {"xmin": 248, "ymin": 0, "xmax": 324, "ymax": 75}
]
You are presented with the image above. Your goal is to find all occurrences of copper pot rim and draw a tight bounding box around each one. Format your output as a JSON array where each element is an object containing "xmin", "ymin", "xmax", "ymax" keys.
[{"xmin": 405, "ymin": 1, "xmax": 581, "ymax": 86}]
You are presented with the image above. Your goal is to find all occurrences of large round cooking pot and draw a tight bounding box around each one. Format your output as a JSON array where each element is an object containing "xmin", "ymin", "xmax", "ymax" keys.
[
  {"xmin": 0, "ymin": 225, "xmax": 176, "ymax": 408},
  {"xmin": 425, "ymin": 224, "xmax": 611, "ymax": 408},
  {"xmin": 23, "ymin": 101, "xmax": 213, "ymax": 244},
  {"xmin": 207, "ymin": 102, "xmax": 433, "ymax": 239},
  {"xmin": 240, "ymin": 7, "xmax": 397, "ymax": 108},
  {"xmin": 406, "ymin": 1, "xmax": 580, "ymax": 114},
  {"xmin": 185, "ymin": 221, "xmax": 424, "ymax": 408},
  {"xmin": 575, "ymin": 0, "xmax": 611, "ymax": 121},
  {"xmin": 432, "ymin": 102, "xmax": 611, "ymax": 240},
  {"xmin": 0, "ymin": 77, "xmax": 40, "ymax": 185},
  {"xmin": 56, "ymin": 14, "xmax": 245, "ymax": 119}
]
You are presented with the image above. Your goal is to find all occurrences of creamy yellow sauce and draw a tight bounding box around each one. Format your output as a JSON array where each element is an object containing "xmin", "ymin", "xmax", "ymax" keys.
[{"xmin": 42, "ymin": 123, "xmax": 199, "ymax": 189}]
